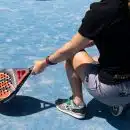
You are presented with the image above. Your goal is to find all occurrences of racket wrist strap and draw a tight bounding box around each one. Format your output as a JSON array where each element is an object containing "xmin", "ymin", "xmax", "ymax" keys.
[{"xmin": 45, "ymin": 56, "xmax": 57, "ymax": 65}]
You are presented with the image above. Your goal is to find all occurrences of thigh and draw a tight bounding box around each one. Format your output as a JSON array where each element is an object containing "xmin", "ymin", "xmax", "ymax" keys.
[{"xmin": 71, "ymin": 50, "xmax": 99, "ymax": 82}]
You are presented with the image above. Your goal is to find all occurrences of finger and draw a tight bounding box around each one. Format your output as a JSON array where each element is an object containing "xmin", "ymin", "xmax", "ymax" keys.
[
  {"xmin": 31, "ymin": 66, "xmax": 37, "ymax": 75},
  {"xmin": 31, "ymin": 70, "xmax": 36, "ymax": 75},
  {"xmin": 31, "ymin": 71, "xmax": 36, "ymax": 75}
]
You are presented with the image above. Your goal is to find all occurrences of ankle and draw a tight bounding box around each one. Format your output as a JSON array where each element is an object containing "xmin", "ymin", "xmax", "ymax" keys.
[{"xmin": 73, "ymin": 97, "xmax": 84, "ymax": 106}]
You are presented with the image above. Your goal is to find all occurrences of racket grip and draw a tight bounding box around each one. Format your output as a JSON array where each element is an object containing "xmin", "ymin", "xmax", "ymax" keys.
[{"xmin": 29, "ymin": 66, "xmax": 34, "ymax": 72}]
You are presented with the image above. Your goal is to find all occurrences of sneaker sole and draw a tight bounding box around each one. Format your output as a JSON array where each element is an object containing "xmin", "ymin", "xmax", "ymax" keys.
[{"xmin": 56, "ymin": 106, "xmax": 86, "ymax": 119}]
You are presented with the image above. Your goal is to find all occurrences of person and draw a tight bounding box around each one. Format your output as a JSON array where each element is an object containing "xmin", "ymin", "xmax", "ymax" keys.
[{"xmin": 32, "ymin": 0, "xmax": 130, "ymax": 119}]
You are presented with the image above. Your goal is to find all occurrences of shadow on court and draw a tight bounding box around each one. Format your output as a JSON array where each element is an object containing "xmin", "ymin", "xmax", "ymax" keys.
[
  {"xmin": 86, "ymin": 98, "xmax": 130, "ymax": 130},
  {"xmin": 0, "ymin": 95, "xmax": 55, "ymax": 117}
]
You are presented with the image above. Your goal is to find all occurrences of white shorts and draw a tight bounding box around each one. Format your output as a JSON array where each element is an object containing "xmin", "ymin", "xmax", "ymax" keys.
[{"xmin": 83, "ymin": 64, "xmax": 130, "ymax": 106}]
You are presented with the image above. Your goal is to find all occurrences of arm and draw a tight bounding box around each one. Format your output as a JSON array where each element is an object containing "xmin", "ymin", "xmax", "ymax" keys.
[
  {"xmin": 32, "ymin": 33, "xmax": 94, "ymax": 74},
  {"xmin": 48, "ymin": 32, "xmax": 94, "ymax": 63}
]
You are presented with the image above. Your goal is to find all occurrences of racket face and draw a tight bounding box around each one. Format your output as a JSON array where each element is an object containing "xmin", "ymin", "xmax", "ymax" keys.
[{"xmin": 0, "ymin": 68, "xmax": 31, "ymax": 103}]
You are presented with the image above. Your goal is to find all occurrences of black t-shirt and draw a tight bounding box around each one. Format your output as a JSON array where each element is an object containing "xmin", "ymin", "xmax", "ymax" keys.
[{"xmin": 78, "ymin": 0, "xmax": 130, "ymax": 84}]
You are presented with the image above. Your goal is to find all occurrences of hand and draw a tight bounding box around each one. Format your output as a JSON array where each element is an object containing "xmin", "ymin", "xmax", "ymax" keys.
[{"xmin": 31, "ymin": 59, "xmax": 48, "ymax": 75}]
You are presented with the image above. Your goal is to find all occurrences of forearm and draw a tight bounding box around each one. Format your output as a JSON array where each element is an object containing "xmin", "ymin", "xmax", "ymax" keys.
[
  {"xmin": 48, "ymin": 41, "xmax": 78, "ymax": 64},
  {"xmin": 47, "ymin": 33, "xmax": 93, "ymax": 64}
]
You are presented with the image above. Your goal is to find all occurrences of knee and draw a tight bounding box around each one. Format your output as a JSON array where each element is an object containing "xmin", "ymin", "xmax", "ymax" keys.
[
  {"xmin": 64, "ymin": 50, "xmax": 86, "ymax": 69},
  {"xmin": 72, "ymin": 51, "xmax": 86, "ymax": 64}
]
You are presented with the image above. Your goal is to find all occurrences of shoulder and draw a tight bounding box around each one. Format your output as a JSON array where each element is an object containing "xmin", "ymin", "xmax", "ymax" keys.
[
  {"xmin": 78, "ymin": 0, "xmax": 126, "ymax": 39},
  {"xmin": 85, "ymin": 0, "xmax": 121, "ymax": 21}
]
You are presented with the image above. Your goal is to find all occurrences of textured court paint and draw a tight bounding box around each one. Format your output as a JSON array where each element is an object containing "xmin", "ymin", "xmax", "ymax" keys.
[{"xmin": 0, "ymin": 0, "xmax": 130, "ymax": 130}]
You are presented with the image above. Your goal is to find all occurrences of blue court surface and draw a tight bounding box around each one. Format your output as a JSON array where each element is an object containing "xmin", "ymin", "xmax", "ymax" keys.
[{"xmin": 0, "ymin": 0, "xmax": 130, "ymax": 130}]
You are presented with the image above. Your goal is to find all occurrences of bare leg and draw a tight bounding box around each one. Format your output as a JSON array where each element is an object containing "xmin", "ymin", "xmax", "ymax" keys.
[
  {"xmin": 65, "ymin": 60, "xmax": 83, "ymax": 105},
  {"xmin": 65, "ymin": 50, "xmax": 98, "ymax": 105}
]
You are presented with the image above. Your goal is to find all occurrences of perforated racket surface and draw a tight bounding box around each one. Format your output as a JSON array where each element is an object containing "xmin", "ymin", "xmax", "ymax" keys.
[{"xmin": 0, "ymin": 68, "xmax": 32, "ymax": 103}]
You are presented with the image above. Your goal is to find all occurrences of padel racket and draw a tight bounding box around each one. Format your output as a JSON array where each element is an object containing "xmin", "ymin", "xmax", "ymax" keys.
[{"xmin": 0, "ymin": 67, "xmax": 32, "ymax": 103}]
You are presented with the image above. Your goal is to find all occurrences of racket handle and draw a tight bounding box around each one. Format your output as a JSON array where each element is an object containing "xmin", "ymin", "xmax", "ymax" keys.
[{"xmin": 29, "ymin": 66, "xmax": 34, "ymax": 72}]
